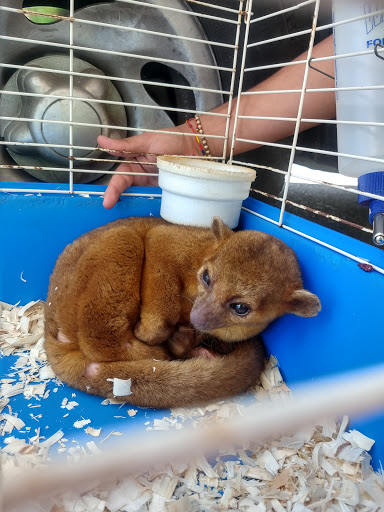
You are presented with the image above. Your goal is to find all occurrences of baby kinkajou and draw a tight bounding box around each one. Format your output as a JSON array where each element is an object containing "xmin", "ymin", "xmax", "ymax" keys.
[{"xmin": 44, "ymin": 217, "xmax": 321, "ymax": 408}]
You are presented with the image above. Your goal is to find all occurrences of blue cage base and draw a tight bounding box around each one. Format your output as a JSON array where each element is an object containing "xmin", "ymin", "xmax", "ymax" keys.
[{"xmin": 1, "ymin": 183, "xmax": 384, "ymax": 470}]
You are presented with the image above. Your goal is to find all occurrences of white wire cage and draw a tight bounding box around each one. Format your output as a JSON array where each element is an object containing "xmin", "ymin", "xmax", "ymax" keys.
[
  {"xmin": 0, "ymin": 0, "xmax": 383, "ymax": 257},
  {"xmin": 2, "ymin": 2, "xmax": 384, "ymax": 507}
]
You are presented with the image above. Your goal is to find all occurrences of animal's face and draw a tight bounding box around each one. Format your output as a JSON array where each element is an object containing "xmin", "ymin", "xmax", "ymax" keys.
[{"xmin": 190, "ymin": 229, "xmax": 321, "ymax": 342}]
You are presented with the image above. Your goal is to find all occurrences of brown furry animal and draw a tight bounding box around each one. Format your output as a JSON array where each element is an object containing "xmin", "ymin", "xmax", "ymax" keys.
[{"xmin": 44, "ymin": 217, "xmax": 321, "ymax": 408}]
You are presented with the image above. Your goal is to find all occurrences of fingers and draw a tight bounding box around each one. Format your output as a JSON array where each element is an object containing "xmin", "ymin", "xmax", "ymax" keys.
[
  {"xmin": 99, "ymin": 126, "xmax": 187, "ymax": 158},
  {"xmin": 97, "ymin": 135, "xmax": 136, "ymax": 158},
  {"xmin": 98, "ymin": 127, "xmax": 187, "ymax": 208},
  {"xmin": 131, "ymin": 171, "xmax": 159, "ymax": 188},
  {"xmin": 103, "ymin": 172, "xmax": 134, "ymax": 209}
]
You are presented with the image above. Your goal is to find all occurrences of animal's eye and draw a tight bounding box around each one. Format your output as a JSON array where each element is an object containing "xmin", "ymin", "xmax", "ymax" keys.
[
  {"xmin": 230, "ymin": 303, "xmax": 250, "ymax": 316},
  {"xmin": 202, "ymin": 269, "xmax": 211, "ymax": 286}
]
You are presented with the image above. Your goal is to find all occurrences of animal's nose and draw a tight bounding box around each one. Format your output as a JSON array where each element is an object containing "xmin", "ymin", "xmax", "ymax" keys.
[{"xmin": 190, "ymin": 299, "xmax": 217, "ymax": 331}]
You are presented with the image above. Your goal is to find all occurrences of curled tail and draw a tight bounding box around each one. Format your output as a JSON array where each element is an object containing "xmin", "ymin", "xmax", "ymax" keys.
[{"xmin": 45, "ymin": 333, "xmax": 265, "ymax": 409}]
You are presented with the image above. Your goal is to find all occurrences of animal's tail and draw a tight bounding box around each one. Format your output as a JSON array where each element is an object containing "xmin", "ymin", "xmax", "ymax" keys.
[{"xmin": 45, "ymin": 334, "xmax": 265, "ymax": 409}]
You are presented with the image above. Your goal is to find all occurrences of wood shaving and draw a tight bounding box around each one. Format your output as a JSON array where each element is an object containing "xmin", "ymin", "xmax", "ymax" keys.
[
  {"xmin": 73, "ymin": 419, "xmax": 91, "ymax": 429},
  {"xmin": 85, "ymin": 427, "xmax": 101, "ymax": 437},
  {"xmin": 38, "ymin": 430, "xmax": 65, "ymax": 450},
  {"xmin": 64, "ymin": 401, "xmax": 79, "ymax": 410},
  {"xmin": 1, "ymin": 300, "xmax": 384, "ymax": 511},
  {"xmin": 86, "ymin": 441, "xmax": 102, "ymax": 455},
  {"xmin": 343, "ymin": 430, "xmax": 375, "ymax": 451},
  {"xmin": 0, "ymin": 413, "xmax": 25, "ymax": 432},
  {"xmin": 107, "ymin": 377, "xmax": 133, "ymax": 397}
]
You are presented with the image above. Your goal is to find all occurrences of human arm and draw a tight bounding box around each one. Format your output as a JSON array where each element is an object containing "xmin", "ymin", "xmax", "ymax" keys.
[
  {"xmin": 199, "ymin": 35, "xmax": 335, "ymax": 156},
  {"xmin": 98, "ymin": 35, "xmax": 335, "ymax": 209}
]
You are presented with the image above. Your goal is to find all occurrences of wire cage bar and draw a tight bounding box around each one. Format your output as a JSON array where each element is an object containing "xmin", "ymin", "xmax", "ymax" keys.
[
  {"xmin": 0, "ymin": 0, "xmax": 384, "ymax": 255},
  {"xmin": 0, "ymin": 0, "xmax": 384, "ymax": 332},
  {"xmin": 2, "ymin": 0, "xmax": 384, "ymax": 506}
]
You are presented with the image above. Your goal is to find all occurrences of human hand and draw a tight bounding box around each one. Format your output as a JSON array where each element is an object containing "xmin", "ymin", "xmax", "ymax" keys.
[{"xmin": 98, "ymin": 126, "xmax": 190, "ymax": 209}]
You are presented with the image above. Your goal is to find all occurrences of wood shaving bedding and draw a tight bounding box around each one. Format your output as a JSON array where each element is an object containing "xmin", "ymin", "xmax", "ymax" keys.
[{"xmin": 1, "ymin": 300, "xmax": 384, "ymax": 511}]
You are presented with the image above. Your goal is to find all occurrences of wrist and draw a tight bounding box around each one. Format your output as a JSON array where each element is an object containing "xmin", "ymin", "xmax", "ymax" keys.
[
  {"xmin": 174, "ymin": 117, "xmax": 212, "ymax": 158},
  {"xmin": 198, "ymin": 113, "xmax": 230, "ymax": 159},
  {"xmin": 174, "ymin": 114, "xmax": 226, "ymax": 159}
]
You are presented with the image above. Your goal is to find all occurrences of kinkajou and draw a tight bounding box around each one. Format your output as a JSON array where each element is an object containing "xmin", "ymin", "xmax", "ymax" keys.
[{"xmin": 44, "ymin": 217, "xmax": 320, "ymax": 408}]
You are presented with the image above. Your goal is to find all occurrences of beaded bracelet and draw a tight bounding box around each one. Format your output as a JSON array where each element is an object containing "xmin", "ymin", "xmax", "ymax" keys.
[
  {"xmin": 194, "ymin": 114, "xmax": 211, "ymax": 157},
  {"xmin": 186, "ymin": 119, "xmax": 202, "ymax": 156},
  {"xmin": 186, "ymin": 115, "xmax": 211, "ymax": 157}
]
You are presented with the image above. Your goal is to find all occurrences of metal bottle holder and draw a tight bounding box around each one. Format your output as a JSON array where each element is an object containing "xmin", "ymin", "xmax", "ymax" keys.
[{"xmin": 357, "ymin": 43, "xmax": 384, "ymax": 246}]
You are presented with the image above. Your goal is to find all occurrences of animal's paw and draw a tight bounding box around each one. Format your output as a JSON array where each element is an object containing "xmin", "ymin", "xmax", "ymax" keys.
[
  {"xmin": 84, "ymin": 362, "xmax": 100, "ymax": 377},
  {"xmin": 189, "ymin": 346, "xmax": 217, "ymax": 359},
  {"xmin": 167, "ymin": 326, "xmax": 198, "ymax": 358},
  {"xmin": 134, "ymin": 319, "xmax": 173, "ymax": 345},
  {"xmin": 57, "ymin": 329, "xmax": 72, "ymax": 343}
]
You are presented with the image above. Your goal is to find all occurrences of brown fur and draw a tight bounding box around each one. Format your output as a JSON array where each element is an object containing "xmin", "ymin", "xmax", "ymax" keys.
[{"xmin": 44, "ymin": 217, "xmax": 320, "ymax": 408}]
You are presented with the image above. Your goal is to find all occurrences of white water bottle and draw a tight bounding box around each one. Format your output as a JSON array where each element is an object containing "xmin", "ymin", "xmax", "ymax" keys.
[{"xmin": 333, "ymin": 0, "xmax": 384, "ymax": 244}]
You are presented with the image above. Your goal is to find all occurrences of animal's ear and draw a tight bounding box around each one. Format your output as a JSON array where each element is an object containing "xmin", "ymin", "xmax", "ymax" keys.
[
  {"xmin": 287, "ymin": 289, "xmax": 321, "ymax": 317},
  {"xmin": 211, "ymin": 217, "xmax": 233, "ymax": 241}
]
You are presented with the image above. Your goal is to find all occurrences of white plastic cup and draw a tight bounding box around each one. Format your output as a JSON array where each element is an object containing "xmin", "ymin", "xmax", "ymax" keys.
[{"xmin": 157, "ymin": 156, "xmax": 256, "ymax": 228}]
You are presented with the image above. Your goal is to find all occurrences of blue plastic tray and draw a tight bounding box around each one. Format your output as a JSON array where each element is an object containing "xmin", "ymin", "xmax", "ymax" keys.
[{"xmin": 1, "ymin": 183, "xmax": 384, "ymax": 467}]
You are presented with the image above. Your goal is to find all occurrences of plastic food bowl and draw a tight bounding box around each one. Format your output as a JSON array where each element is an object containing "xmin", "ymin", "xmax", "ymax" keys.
[{"xmin": 157, "ymin": 156, "xmax": 256, "ymax": 228}]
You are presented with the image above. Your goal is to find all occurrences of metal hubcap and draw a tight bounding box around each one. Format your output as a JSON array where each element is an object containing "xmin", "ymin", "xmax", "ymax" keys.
[
  {"xmin": 1, "ymin": 55, "xmax": 127, "ymax": 183},
  {"xmin": 41, "ymin": 100, "xmax": 101, "ymax": 159},
  {"xmin": 0, "ymin": 0, "xmax": 222, "ymax": 184}
]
